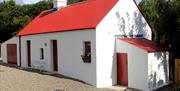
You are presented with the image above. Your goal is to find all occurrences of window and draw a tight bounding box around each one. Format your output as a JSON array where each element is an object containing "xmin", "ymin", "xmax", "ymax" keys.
[
  {"xmin": 40, "ymin": 48, "xmax": 44, "ymax": 60},
  {"xmin": 81, "ymin": 41, "xmax": 91, "ymax": 63},
  {"xmin": 84, "ymin": 41, "xmax": 91, "ymax": 56}
]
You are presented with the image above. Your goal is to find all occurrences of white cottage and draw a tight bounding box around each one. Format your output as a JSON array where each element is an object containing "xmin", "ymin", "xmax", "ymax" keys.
[{"xmin": 1, "ymin": 0, "xmax": 169, "ymax": 90}]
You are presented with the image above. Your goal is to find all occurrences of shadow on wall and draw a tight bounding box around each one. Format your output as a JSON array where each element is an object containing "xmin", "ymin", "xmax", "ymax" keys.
[
  {"xmin": 148, "ymin": 52, "xmax": 169, "ymax": 89},
  {"xmin": 115, "ymin": 10, "xmax": 150, "ymax": 38},
  {"xmin": 156, "ymin": 52, "xmax": 169, "ymax": 83},
  {"xmin": 111, "ymin": 40, "xmax": 117, "ymax": 84}
]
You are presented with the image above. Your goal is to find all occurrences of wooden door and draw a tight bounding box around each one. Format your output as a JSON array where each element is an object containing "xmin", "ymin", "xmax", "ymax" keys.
[
  {"xmin": 117, "ymin": 53, "xmax": 128, "ymax": 86},
  {"xmin": 7, "ymin": 44, "xmax": 17, "ymax": 65},
  {"xmin": 52, "ymin": 40, "xmax": 58, "ymax": 71},
  {"xmin": 27, "ymin": 40, "xmax": 31, "ymax": 67}
]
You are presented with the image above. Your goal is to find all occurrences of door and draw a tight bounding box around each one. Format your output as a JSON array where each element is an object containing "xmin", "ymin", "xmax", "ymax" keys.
[
  {"xmin": 117, "ymin": 53, "xmax": 128, "ymax": 86},
  {"xmin": 7, "ymin": 44, "xmax": 17, "ymax": 65},
  {"xmin": 52, "ymin": 40, "xmax": 58, "ymax": 71},
  {"xmin": 27, "ymin": 40, "xmax": 31, "ymax": 67}
]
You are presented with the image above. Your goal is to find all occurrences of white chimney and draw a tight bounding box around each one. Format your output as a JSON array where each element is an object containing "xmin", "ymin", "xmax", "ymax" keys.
[{"xmin": 54, "ymin": 0, "xmax": 67, "ymax": 9}]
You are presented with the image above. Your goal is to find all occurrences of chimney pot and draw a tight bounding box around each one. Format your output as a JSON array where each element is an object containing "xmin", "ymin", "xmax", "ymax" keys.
[{"xmin": 54, "ymin": 0, "xmax": 67, "ymax": 9}]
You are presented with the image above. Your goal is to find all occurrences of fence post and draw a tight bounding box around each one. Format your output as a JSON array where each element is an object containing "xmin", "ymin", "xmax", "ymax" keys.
[
  {"xmin": 0, "ymin": 43, "xmax": 1, "ymax": 58},
  {"xmin": 175, "ymin": 59, "xmax": 180, "ymax": 90}
]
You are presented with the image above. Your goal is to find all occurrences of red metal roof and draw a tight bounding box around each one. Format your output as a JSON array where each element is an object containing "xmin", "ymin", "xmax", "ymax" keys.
[
  {"xmin": 119, "ymin": 38, "xmax": 168, "ymax": 52},
  {"xmin": 17, "ymin": 0, "xmax": 118, "ymax": 36}
]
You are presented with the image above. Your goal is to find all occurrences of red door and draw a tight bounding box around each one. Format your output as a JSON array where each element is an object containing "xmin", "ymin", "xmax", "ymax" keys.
[
  {"xmin": 117, "ymin": 53, "xmax": 128, "ymax": 86},
  {"xmin": 52, "ymin": 40, "xmax": 58, "ymax": 71},
  {"xmin": 7, "ymin": 44, "xmax": 17, "ymax": 65}
]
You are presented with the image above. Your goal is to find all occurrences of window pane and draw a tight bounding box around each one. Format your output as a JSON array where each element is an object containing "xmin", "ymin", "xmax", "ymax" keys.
[
  {"xmin": 85, "ymin": 41, "xmax": 91, "ymax": 56},
  {"xmin": 82, "ymin": 41, "xmax": 91, "ymax": 63}
]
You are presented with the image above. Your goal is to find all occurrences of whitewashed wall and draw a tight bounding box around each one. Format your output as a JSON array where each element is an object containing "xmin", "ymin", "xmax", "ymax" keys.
[
  {"xmin": 1, "ymin": 37, "xmax": 20, "ymax": 66},
  {"xmin": 148, "ymin": 52, "xmax": 169, "ymax": 90},
  {"xmin": 95, "ymin": 0, "xmax": 152, "ymax": 87},
  {"xmin": 20, "ymin": 29, "xmax": 97, "ymax": 86},
  {"xmin": 116, "ymin": 39, "xmax": 149, "ymax": 91}
]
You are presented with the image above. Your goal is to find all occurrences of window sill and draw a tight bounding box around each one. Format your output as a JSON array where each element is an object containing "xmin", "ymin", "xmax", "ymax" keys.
[{"xmin": 82, "ymin": 57, "xmax": 91, "ymax": 63}]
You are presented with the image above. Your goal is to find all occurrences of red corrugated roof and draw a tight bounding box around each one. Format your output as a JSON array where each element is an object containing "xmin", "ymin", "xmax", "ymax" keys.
[
  {"xmin": 119, "ymin": 38, "xmax": 168, "ymax": 52},
  {"xmin": 17, "ymin": 0, "xmax": 118, "ymax": 36}
]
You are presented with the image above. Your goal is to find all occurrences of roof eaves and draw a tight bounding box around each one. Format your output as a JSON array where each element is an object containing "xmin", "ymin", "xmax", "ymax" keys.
[{"xmin": 17, "ymin": 27, "xmax": 96, "ymax": 36}]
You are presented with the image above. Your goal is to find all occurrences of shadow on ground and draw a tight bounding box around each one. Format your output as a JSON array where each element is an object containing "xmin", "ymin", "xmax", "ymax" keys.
[
  {"xmin": 155, "ymin": 85, "xmax": 174, "ymax": 91},
  {"xmin": 0, "ymin": 61, "xmax": 86, "ymax": 84},
  {"xmin": 0, "ymin": 61, "xmax": 174, "ymax": 91}
]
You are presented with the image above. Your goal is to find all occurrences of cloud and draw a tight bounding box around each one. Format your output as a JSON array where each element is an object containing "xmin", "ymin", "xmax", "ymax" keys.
[{"xmin": 16, "ymin": 0, "xmax": 41, "ymax": 5}]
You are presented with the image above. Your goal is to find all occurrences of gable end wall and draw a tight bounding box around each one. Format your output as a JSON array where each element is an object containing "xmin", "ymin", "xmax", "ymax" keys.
[{"xmin": 95, "ymin": 0, "xmax": 152, "ymax": 87}]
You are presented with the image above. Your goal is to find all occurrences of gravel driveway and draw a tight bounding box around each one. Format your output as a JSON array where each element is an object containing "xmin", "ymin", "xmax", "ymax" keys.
[{"xmin": 0, "ymin": 63, "xmax": 130, "ymax": 91}]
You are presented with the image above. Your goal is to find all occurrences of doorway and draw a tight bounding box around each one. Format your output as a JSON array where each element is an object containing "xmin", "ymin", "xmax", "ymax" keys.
[
  {"xmin": 7, "ymin": 44, "xmax": 17, "ymax": 65},
  {"xmin": 27, "ymin": 40, "xmax": 31, "ymax": 67},
  {"xmin": 52, "ymin": 40, "xmax": 58, "ymax": 71},
  {"xmin": 117, "ymin": 53, "xmax": 128, "ymax": 86}
]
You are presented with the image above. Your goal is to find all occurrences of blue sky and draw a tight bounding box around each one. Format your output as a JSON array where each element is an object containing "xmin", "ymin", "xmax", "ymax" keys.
[{"xmin": 0, "ymin": 0, "xmax": 6, "ymax": 2}]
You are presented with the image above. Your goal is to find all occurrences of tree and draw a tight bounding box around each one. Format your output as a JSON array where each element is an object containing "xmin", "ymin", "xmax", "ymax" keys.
[
  {"xmin": 139, "ymin": 0, "xmax": 180, "ymax": 83},
  {"xmin": 0, "ymin": 0, "xmax": 86, "ymax": 43},
  {"xmin": 0, "ymin": 0, "xmax": 53, "ymax": 43},
  {"xmin": 140, "ymin": 0, "xmax": 180, "ymax": 57}
]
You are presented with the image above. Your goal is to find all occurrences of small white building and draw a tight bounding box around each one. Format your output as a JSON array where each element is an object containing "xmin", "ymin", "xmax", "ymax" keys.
[
  {"xmin": 1, "ymin": 0, "xmax": 169, "ymax": 90},
  {"xmin": 1, "ymin": 37, "xmax": 19, "ymax": 65},
  {"xmin": 116, "ymin": 38, "xmax": 169, "ymax": 91}
]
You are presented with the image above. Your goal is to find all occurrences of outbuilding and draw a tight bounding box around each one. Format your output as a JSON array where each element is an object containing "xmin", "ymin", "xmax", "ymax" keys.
[
  {"xmin": 1, "ymin": 37, "xmax": 19, "ymax": 65},
  {"xmin": 116, "ymin": 38, "xmax": 169, "ymax": 90}
]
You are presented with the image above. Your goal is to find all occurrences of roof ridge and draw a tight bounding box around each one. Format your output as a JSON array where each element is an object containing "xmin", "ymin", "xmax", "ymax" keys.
[{"xmin": 39, "ymin": 8, "xmax": 57, "ymax": 17}]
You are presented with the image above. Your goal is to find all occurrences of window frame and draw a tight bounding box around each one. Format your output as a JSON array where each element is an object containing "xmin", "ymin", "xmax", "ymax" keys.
[{"xmin": 82, "ymin": 41, "xmax": 91, "ymax": 63}]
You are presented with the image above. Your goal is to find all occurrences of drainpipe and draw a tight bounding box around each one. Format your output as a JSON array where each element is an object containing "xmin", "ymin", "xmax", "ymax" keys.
[{"xmin": 19, "ymin": 36, "xmax": 21, "ymax": 66}]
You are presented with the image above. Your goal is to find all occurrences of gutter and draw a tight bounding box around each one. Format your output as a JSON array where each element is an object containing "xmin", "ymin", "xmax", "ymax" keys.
[{"xmin": 19, "ymin": 36, "xmax": 21, "ymax": 66}]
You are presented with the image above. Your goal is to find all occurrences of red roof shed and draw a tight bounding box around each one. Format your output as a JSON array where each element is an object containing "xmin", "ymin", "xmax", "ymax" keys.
[{"xmin": 119, "ymin": 38, "xmax": 168, "ymax": 52}]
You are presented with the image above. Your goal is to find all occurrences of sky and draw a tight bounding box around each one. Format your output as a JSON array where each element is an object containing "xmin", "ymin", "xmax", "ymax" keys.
[
  {"xmin": 0, "ymin": 0, "xmax": 6, "ymax": 2},
  {"xmin": 0, "ymin": 0, "xmax": 142, "ymax": 5},
  {"xmin": 135, "ymin": 0, "xmax": 142, "ymax": 4},
  {"xmin": 16, "ymin": 0, "xmax": 41, "ymax": 5},
  {"xmin": 0, "ymin": 0, "xmax": 41, "ymax": 5}
]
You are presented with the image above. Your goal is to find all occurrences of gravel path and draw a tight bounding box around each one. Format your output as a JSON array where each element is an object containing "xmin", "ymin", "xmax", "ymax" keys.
[{"xmin": 0, "ymin": 63, "xmax": 123, "ymax": 91}]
